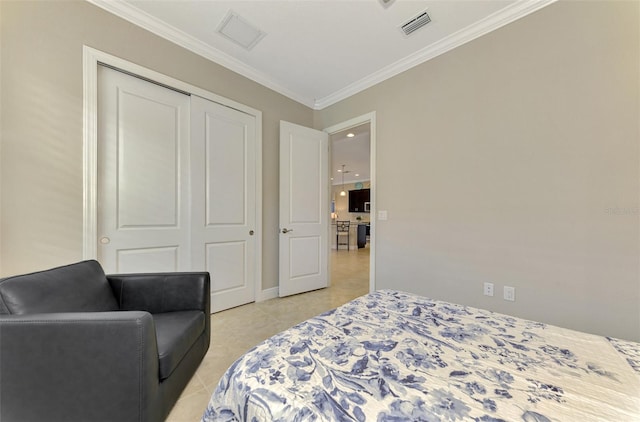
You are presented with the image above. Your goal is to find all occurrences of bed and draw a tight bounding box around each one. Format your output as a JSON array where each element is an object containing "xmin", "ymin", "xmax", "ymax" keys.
[{"xmin": 203, "ymin": 290, "xmax": 640, "ymax": 421}]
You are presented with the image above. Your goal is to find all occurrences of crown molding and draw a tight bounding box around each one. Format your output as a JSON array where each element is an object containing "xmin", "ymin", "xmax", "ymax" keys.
[
  {"xmin": 313, "ymin": 0, "xmax": 557, "ymax": 110},
  {"xmin": 86, "ymin": 0, "xmax": 315, "ymax": 108},
  {"xmin": 87, "ymin": 0, "xmax": 556, "ymax": 111}
]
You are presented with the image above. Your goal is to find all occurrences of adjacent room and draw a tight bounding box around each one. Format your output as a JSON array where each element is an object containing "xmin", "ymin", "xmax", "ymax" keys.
[{"xmin": 0, "ymin": 0, "xmax": 638, "ymax": 421}]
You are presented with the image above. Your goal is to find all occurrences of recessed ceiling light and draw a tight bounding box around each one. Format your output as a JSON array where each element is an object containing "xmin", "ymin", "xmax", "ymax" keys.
[
  {"xmin": 355, "ymin": 174, "xmax": 360, "ymax": 177},
  {"xmin": 337, "ymin": 169, "xmax": 342, "ymax": 172},
  {"xmin": 346, "ymin": 133, "xmax": 355, "ymax": 138}
]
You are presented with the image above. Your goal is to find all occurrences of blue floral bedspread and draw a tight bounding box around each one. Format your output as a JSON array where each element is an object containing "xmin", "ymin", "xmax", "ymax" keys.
[{"xmin": 203, "ymin": 290, "xmax": 640, "ymax": 421}]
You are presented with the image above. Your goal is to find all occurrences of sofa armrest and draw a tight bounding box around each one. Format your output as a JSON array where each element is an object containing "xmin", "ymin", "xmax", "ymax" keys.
[
  {"xmin": 107, "ymin": 272, "xmax": 210, "ymax": 314},
  {"xmin": 0, "ymin": 311, "xmax": 161, "ymax": 422}
]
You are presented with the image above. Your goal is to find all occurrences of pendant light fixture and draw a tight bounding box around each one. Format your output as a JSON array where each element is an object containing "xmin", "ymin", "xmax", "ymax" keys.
[{"xmin": 340, "ymin": 164, "xmax": 347, "ymax": 197}]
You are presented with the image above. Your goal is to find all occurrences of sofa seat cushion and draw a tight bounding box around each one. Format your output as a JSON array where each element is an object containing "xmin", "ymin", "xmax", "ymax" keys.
[
  {"xmin": 0, "ymin": 260, "xmax": 119, "ymax": 315},
  {"xmin": 154, "ymin": 310, "xmax": 206, "ymax": 380}
]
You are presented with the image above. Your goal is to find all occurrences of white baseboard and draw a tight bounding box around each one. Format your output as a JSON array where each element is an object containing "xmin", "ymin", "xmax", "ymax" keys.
[{"xmin": 258, "ymin": 286, "xmax": 279, "ymax": 302}]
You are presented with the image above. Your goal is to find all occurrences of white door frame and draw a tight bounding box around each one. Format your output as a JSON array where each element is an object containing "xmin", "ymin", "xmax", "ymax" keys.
[
  {"xmin": 324, "ymin": 112, "xmax": 376, "ymax": 293},
  {"xmin": 82, "ymin": 46, "xmax": 264, "ymax": 298}
]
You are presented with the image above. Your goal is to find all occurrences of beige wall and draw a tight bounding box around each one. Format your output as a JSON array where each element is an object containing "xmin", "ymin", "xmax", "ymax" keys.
[
  {"xmin": 1, "ymin": 1, "xmax": 638, "ymax": 342},
  {"xmin": 316, "ymin": 1, "xmax": 640, "ymax": 341},
  {"xmin": 0, "ymin": 1, "xmax": 313, "ymax": 291}
]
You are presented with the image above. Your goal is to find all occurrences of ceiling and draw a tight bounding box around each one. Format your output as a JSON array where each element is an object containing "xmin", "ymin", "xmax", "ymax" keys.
[
  {"xmin": 331, "ymin": 123, "xmax": 371, "ymax": 186},
  {"xmin": 88, "ymin": 0, "xmax": 555, "ymax": 110}
]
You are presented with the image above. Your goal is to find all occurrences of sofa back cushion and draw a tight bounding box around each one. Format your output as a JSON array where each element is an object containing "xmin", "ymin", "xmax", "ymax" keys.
[{"xmin": 0, "ymin": 260, "xmax": 119, "ymax": 315}]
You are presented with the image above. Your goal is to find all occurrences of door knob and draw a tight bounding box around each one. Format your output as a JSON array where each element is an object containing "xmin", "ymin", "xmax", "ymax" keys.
[
  {"xmin": 99, "ymin": 237, "xmax": 110, "ymax": 244},
  {"xmin": 249, "ymin": 230, "xmax": 254, "ymax": 235},
  {"xmin": 281, "ymin": 228, "xmax": 293, "ymax": 234}
]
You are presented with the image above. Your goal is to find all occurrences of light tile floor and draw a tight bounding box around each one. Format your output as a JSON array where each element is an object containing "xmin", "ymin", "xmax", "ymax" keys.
[{"xmin": 166, "ymin": 247, "xmax": 370, "ymax": 422}]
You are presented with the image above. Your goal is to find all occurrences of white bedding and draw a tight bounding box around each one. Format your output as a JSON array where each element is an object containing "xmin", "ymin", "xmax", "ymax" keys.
[{"xmin": 203, "ymin": 290, "xmax": 640, "ymax": 421}]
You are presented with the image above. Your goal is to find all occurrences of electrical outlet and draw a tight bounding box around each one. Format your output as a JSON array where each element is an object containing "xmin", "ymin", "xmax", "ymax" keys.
[
  {"xmin": 504, "ymin": 286, "xmax": 515, "ymax": 301},
  {"xmin": 483, "ymin": 282, "xmax": 494, "ymax": 297}
]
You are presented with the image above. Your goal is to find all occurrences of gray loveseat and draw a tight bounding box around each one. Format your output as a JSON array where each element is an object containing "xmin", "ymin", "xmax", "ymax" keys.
[{"xmin": 0, "ymin": 260, "xmax": 210, "ymax": 422}]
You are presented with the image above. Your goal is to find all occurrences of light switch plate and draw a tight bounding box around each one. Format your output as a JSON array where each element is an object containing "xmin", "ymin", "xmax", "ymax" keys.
[{"xmin": 378, "ymin": 210, "xmax": 388, "ymax": 220}]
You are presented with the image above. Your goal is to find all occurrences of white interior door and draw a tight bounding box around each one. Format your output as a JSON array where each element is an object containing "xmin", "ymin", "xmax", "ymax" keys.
[
  {"xmin": 191, "ymin": 95, "xmax": 257, "ymax": 312},
  {"xmin": 97, "ymin": 65, "xmax": 191, "ymax": 273},
  {"xmin": 279, "ymin": 121, "xmax": 328, "ymax": 297}
]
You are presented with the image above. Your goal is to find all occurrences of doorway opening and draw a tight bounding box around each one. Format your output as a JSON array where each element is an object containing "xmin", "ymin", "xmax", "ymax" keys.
[{"xmin": 324, "ymin": 112, "xmax": 376, "ymax": 293}]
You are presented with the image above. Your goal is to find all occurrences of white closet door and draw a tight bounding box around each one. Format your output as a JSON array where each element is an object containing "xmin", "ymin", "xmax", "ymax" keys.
[
  {"xmin": 190, "ymin": 95, "xmax": 257, "ymax": 312},
  {"xmin": 97, "ymin": 66, "xmax": 191, "ymax": 273}
]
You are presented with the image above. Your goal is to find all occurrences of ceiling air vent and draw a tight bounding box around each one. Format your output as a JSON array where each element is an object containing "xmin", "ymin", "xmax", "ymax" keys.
[
  {"xmin": 401, "ymin": 10, "xmax": 431, "ymax": 36},
  {"xmin": 217, "ymin": 10, "xmax": 266, "ymax": 50}
]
